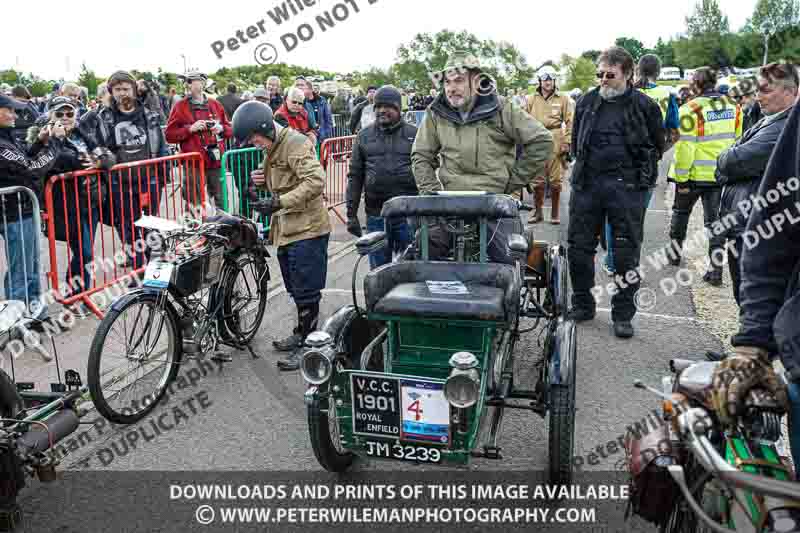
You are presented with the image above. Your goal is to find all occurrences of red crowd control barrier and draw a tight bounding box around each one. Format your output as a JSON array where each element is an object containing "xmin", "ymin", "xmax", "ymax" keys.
[
  {"xmin": 319, "ymin": 136, "xmax": 355, "ymax": 224},
  {"xmin": 43, "ymin": 153, "xmax": 206, "ymax": 318}
]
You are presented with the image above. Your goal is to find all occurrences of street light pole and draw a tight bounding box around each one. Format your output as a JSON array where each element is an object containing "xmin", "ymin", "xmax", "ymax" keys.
[
  {"xmin": 180, "ymin": 54, "xmax": 187, "ymax": 73},
  {"xmin": 761, "ymin": 21, "xmax": 775, "ymax": 66}
]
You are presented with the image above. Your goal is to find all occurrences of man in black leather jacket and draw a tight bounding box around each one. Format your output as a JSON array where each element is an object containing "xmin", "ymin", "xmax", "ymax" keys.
[
  {"xmin": 717, "ymin": 63, "xmax": 798, "ymax": 305},
  {"xmin": 346, "ymin": 86, "xmax": 418, "ymax": 268},
  {"xmin": 0, "ymin": 94, "xmax": 64, "ymax": 324},
  {"xmin": 568, "ymin": 47, "xmax": 665, "ymax": 338}
]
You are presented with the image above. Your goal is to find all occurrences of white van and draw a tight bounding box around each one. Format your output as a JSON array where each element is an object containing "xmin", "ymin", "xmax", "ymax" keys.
[{"xmin": 659, "ymin": 67, "xmax": 682, "ymax": 81}]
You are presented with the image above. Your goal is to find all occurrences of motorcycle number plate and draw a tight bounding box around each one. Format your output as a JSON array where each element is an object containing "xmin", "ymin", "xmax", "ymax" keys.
[
  {"xmin": 364, "ymin": 440, "xmax": 442, "ymax": 464},
  {"xmin": 143, "ymin": 262, "xmax": 173, "ymax": 288},
  {"xmin": 350, "ymin": 375, "xmax": 401, "ymax": 439}
]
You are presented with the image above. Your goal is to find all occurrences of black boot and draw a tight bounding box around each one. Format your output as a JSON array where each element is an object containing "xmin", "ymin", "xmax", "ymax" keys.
[
  {"xmin": 278, "ymin": 303, "xmax": 319, "ymax": 371},
  {"xmin": 666, "ymin": 240, "xmax": 682, "ymax": 266},
  {"xmin": 613, "ymin": 321, "xmax": 634, "ymax": 338},
  {"xmin": 703, "ymin": 269, "xmax": 723, "ymax": 287},
  {"xmin": 272, "ymin": 325, "xmax": 302, "ymax": 352}
]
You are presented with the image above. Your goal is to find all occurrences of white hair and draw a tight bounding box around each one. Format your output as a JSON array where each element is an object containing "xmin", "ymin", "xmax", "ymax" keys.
[{"xmin": 287, "ymin": 87, "xmax": 305, "ymax": 102}]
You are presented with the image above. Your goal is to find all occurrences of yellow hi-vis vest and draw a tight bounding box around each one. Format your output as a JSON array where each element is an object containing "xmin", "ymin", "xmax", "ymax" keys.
[
  {"xmin": 640, "ymin": 85, "xmax": 671, "ymax": 122},
  {"xmin": 668, "ymin": 96, "xmax": 743, "ymax": 184}
]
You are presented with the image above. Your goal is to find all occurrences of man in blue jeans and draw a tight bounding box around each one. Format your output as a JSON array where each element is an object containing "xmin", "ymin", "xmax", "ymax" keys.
[
  {"xmin": 711, "ymin": 100, "xmax": 800, "ymax": 472},
  {"xmin": 346, "ymin": 86, "xmax": 418, "ymax": 268},
  {"xmin": 0, "ymin": 93, "xmax": 65, "ymax": 325}
]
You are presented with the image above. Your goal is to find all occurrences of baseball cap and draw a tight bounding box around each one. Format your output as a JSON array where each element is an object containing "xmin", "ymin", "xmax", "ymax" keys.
[
  {"xmin": 253, "ymin": 87, "xmax": 268, "ymax": 99},
  {"xmin": 181, "ymin": 70, "xmax": 208, "ymax": 83},
  {"xmin": 49, "ymin": 96, "xmax": 77, "ymax": 111},
  {"xmin": 0, "ymin": 94, "xmax": 26, "ymax": 110}
]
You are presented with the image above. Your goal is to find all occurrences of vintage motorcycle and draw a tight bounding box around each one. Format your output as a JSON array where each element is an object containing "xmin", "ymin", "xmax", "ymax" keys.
[
  {"xmin": 299, "ymin": 192, "xmax": 578, "ymax": 484},
  {"xmin": 626, "ymin": 356, "xmax": 799, "ymax": 532},
  {"xmin": 87, "ymin": 213, "xmax": 270, "ymax": 424}
]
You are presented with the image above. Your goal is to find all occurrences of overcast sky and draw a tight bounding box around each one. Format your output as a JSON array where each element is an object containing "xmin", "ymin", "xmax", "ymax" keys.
[{"xmin": 3, "ymin": 0, "xmax": 759, "ymax": 82}]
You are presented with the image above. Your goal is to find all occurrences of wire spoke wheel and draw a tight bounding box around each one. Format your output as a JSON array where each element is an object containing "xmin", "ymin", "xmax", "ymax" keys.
[
  {"xmin": 222, "ymin": 252, "xmax": 268, "ymax": 346},
  {"xmin": 88, "ymin": 294, "xmax": 180, "ymax": 424}
]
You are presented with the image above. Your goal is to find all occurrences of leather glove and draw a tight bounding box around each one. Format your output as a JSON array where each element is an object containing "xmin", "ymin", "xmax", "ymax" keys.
[
  {"xmin": 253, "ymin": 194, "xmax": 281, "ymax": 216},
  {"xmin": 710, "ymin": 346, "xmax": 789, "ymax": 426},
  {"xmin": 347, "ymin": 217, "xmax": 363, "ymax": 238}
]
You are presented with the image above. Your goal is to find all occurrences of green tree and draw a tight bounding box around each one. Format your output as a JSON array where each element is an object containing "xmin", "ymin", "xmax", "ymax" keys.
[
  {"xmin": 355, "ymin": 67, "xmax": 397, "ymax": 90},
  {"xmin": 28, "ymin": 78, "xmax": 52, "ymax": 98},
  {"xmin": 77, "ymin": 63, "xmax": 101, "ymax": 97},
  {"xmin": 751, "ymin": 0, "xmax": 799, "ymax": 33},
  {"xmin": 653, "ymin": 37, "xmax": 676, "ymax": 66},
  {"xmin": 686, "ymin": 0, "xmax": 730, "ymax": 36},
  {"xmin": 394, "ymin": 29, "xmax": 532, "ymax": 93},
  {"xmin": 561, "ymin": 55, "xmax": 597, "ymax": 92},
  {"xmin": 581, "ymin": 50, "xmax": 602, "ymax": 62},
  {"xmin": 676, "ymin": 0, "xmax": 737, "ymax": 67},
  {"xmin": 157, "ymin": 68, "xmax": 180, "ymax": 92},
  {"xmin": 615, "ymin": 37, "xmax": 646, "ymax": 61}
]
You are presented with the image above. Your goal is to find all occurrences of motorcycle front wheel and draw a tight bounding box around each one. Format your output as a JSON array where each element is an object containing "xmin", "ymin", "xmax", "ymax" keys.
[{"xmin": 88, "ymin": 292, "xmax": 181, "ymax": 424}]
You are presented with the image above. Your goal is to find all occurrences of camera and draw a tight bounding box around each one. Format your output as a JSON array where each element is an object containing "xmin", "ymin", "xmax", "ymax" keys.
[{"xmin": 205, "ymin": 120, "xmax": 217, "ymax": 129}]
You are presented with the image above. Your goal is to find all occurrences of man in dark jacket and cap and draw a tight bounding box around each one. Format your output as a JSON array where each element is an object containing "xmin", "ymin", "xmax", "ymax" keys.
[
  {"xmin": 0, "ymin": 93, "xmax": 65, "ymax": 323},
  {"xmin": 346, "ymin": 85, "xmax": 418, "ymax": 268},
  {"xmin": 717, "ymin": 62, "xmax": 798, "ymax": 305},
  {"xmin": 711, "ymin": 93, "xmax": 800, "ymax": 472}
]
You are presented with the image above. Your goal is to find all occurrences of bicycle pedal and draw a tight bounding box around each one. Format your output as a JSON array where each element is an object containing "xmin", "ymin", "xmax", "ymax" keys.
[{"xmin": 65, "ymin": 369, "xmax": 82, "ymax": 389}]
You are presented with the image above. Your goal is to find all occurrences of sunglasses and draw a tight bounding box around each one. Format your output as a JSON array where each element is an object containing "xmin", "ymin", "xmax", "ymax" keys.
[
  {"xmin": 55, "ymin": 110, "xmax": 75, "ymax": 118},
  {"xmin": 288, "ymin": 100, "xmax": 304, "ymax": 105},
  {"xmin": 596, "ymin": 72, "xmax": 616, "ymax": 80}
]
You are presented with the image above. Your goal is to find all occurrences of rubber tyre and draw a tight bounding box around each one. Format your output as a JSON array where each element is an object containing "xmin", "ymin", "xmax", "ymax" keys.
[
  {"xmin": 307, "ymin": 387, "xmax": 354, "ymax": 472},
  {"xmin": 88, "ymin": 292, "xmax": 181, "ymax": 424},
  {"xmin": 548, "ymin": 385, "xmax": 576, "ymax": 485},
  {"xmin": 551, "ymin": 246, "xmax": 570, "ymax": 318},
  {"xmin": 220, "ymin": 252, "xmax": 269, "ymax": 347},
  {"xmin": 0, "ymin": 368, "xmax": 22, "ymax": 423},
  {"xmin": 546, "ymin": 320, "xmax": 577, "ymax": 486}
]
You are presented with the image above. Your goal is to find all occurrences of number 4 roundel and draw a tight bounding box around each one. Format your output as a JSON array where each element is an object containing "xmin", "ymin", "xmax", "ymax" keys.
[{"xmin": 407, "ymin": 399, "xmax": 423, "ymax": 421}]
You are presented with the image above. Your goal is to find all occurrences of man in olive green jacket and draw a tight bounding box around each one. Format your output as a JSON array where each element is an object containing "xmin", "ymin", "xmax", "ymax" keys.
[
  {"xmin": 235, "ymin": 100, "xmax": 331, "ymax": 371},
  {"xmin": 411, "ymin": 51, "xmax": 553, "ymax": 263}
]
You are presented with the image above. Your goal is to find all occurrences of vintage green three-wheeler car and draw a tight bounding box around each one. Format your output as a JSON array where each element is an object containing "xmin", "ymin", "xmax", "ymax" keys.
[{"xmin": 300, "ymin": 192, "xmax": 578, "ymax": 484}]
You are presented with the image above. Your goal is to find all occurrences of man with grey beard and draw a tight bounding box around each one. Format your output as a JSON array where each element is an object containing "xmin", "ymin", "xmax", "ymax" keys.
[{"xmin": 567, "ymin": 46, "xmax": 665, "ymax": 338}]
